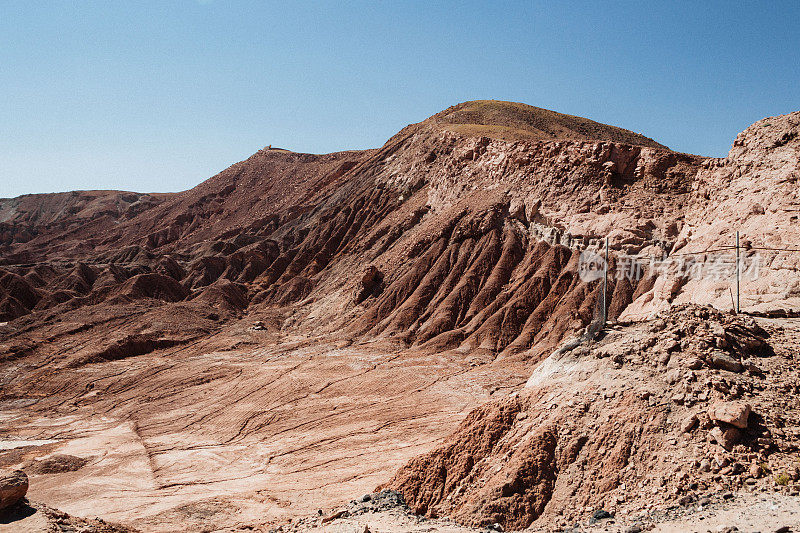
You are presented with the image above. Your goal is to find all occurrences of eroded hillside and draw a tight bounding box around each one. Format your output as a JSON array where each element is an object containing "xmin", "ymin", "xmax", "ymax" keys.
[{"xmin": 2, "ymin": 101, "xmax": 799, "ymax": 532}]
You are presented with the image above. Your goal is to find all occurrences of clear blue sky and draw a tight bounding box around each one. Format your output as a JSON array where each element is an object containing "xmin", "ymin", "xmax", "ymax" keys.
[{"xmin": 2, "ymin": 1, "xmax": 799, "ymax": 197}]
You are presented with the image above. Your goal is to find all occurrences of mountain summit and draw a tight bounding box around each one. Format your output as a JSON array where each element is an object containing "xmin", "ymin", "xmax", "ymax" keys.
[{"xmin": 414, "ymin": 100, "xmax": 667, "ymax": 148}]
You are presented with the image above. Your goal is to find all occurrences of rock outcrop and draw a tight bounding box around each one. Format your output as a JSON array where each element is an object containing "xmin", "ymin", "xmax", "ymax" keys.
[
  {"xmin": 389, "ymin": 305, "xmax": 795, "ymax": 530},
  {"xmin": 0, "ymin": 469, "xmax": 28, "ymax": 510}
]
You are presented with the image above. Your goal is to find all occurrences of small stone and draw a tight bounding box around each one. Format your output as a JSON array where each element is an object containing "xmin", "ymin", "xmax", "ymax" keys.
[
  {"xmin": 664, "ymin": 339, "xmax": 681, "ymax": 353},
  {"xmin": 698, "ymin": 412, "xmax": 714, "ymax": 429},
  {"xmin": 686, "ymin": 357, "xmax": 704, "ymax": 370},
  {"xmin": 322, "ymin": 510, "xmax": 348, "ymax": 523},
  {"xmin": 682, "ymin": 414, "xmax": 699, "ymax": 433},
  {"xmin": 744, "ymin": 361, "xmax": 762, "ymax": 375},
  {"xmin": 592, "ymin": 509, "xmax": 612, "ymax": 520},
  {"xmin": 360, "ymin": 494, "xmax": 371, "ymax": 503},
  {"xmin": 651, "ymin": 319, "xmax": 667, "ymax": 332},
  {"xmin": 624, "ymin": 526, "xmax": 642, "ymax": 533}
]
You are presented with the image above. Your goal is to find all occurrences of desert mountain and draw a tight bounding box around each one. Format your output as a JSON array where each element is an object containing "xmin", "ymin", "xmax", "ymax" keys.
[{"xmin": 2, "ymin": 102, "xmax": 800, "ymax": 532}]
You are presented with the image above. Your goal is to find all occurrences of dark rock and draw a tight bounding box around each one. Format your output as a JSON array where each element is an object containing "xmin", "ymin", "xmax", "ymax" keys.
[
  {"xmin": 709, "ymin": 352, "xmax": 744, "ymax": 373},
  {"xmin": 592, "ymin": 509, "xmax": 612, "ymax": 520},
  {"xmin": 354, "ymin": 266, "xmax": 384, "ymax": 303}
]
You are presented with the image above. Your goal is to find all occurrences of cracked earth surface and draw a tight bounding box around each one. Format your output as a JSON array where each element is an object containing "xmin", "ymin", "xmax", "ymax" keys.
[{"xmin": 2, "ymin": 324, "xmax": 526, "ymax": 532}]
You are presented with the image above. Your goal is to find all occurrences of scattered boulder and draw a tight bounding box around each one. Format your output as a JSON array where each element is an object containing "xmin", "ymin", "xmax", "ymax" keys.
[
  {"xmin": 0, "ymin": 469, "xmax": 28, "ymax": 509},
  {"xmin": 709, "ymin": 426, "xmax": 742, "ymax": 451},
  {"xmin": 708, "ymin": 351, "xmax": 744, "ymax": 373},
  {"xmin": 26, "ymin": 454, "xmax": 89, "ymax": 474},
  {"xmin": 708, "ymin": 401, "xmax": 751, "ymax": 429}
]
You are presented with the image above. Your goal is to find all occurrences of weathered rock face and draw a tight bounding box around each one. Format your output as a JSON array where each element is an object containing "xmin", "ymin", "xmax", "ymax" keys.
[
  {"xmin": 2, "ymin": 104, "xmax": 796, "ymax": 334},
  {"xmin": 0, "ymin": 469, "xmax": 28, "ymax": 509},
  {"xmin": 389, "ymin": 305, "xmax": 791, "ymax": 530},
  {"xmin": 0, "ymin": 190, "xmax": 166, "ymax": 249},
  {"xmin": 390, "ymin": 395, "xmax": 561, "ymax": 529},
  {"xmin": 709, "ymin": 425, "xmax": 742, "ymax": 451},
  {"xmin": 0, "ymin": 101, "xmax": 700, "ymax": 360},
  {"xmin": 622, "ymin": 111, "xmax": 800, "ymax": 319}
]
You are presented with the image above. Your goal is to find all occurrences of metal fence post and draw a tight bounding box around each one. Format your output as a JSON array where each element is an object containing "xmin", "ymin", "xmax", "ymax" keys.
[
  {"xmin": 602, "ymin": 237, "xmax": 609, "ymax": 325},
  {"xmin": 735, "ymin": 231, "xmax": 740, "ymax": 314}
]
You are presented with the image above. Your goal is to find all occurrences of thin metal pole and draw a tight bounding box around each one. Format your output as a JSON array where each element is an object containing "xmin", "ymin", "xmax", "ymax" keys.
[
  {"xmin": 735, "ymin": 231, "xmax": 740, "ymax": 314},
  {"xmin": 603, "ymin": 237, "xmax": 609, "ymax": 325}
]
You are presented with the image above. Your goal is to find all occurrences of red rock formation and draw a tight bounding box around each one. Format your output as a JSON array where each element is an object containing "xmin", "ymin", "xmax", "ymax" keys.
[{"xmin": 1, "ymin": 101, "xmax": 799, "ymax": 531}]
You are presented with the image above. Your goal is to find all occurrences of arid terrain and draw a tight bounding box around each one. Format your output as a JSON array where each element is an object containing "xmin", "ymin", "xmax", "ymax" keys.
[{"xmin": 2, "ymin": 100, "xmax": 800, "ymax": 532}]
